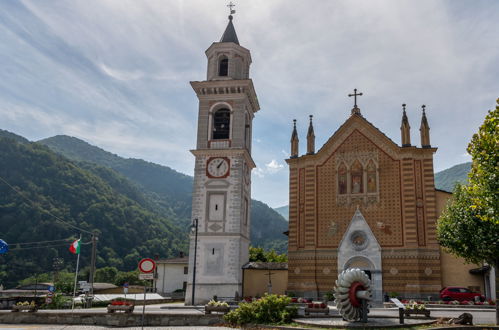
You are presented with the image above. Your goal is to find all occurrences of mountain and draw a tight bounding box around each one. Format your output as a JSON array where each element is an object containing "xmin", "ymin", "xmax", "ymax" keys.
[
  {"xmin": 0, "ymin": 129, "xmax": 29, "ymax": 144},
  {"xmin": 434, "ymin": 162, "xmax": 471, "ymax": 192},
  {"xmin": 0, "ymin": 136, "xmax": 187, "ymax": 288},
  {"xmin": 38, "ymin": 135, "xmax": 193, "ymax": 223},
  {"xmin": 38, "ymin": 135, "xmax": 288, "ymax": 253},
  {"xmin": 274, "ymin": 205, "xmax": 289, "ymax": 221}
]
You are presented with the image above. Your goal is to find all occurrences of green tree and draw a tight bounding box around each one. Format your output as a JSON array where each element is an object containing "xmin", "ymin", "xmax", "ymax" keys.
[
  {"xmin": 437, "ymin": 100, "xmax": 499, "ymax": 324},
  {"xmin": 466, "ymin": 100, "xmax": 499, "ymax": 224},
  {"xmin": 249, "ymin": 246, "xmax": 287, "ymax": 262},
  {"xmin": 95, "ymin": 266, "xmax": 118, "ymax": 283}
]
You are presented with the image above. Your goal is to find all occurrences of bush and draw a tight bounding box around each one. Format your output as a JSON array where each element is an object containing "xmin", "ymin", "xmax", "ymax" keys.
[{"xmin": 224, "ymin": 294, "xmax": 297, "ymax": 326}]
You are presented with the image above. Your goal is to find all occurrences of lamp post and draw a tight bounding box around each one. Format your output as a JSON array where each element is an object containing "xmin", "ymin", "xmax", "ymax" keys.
[{"xmin": 190, "ymin": 218, "xmax": 198, "ymax": 305}]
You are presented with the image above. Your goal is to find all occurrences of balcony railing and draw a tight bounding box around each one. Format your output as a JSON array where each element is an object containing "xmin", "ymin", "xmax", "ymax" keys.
[{"xmin": 209, "ymin": 140, "xmax": 231, "ymax": 149}]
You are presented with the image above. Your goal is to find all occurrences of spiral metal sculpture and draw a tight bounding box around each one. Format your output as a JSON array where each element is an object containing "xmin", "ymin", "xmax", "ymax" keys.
[{"xmin": 333, "ymin": 268, "xmax": 372, "ymax": 321}]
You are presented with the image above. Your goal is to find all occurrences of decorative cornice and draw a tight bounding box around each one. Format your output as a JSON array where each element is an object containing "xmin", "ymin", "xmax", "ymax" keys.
[
  {"xmin": 191, "ymin": 148, "xmax": 256, "ymax": 169},
  {"xmin": 190, "ymin": 79, "xmax": 260, "ymax": 113}
]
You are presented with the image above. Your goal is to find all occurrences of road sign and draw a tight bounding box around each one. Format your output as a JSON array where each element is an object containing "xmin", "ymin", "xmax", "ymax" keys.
[
  {"xmin": 138, "ymin": 273, "xmax": 154, "ymax": 280},
  {"xmin": 123, "ymin": 282, "xmax": 129, "ymax": 288},
  {"xmin": 45, "ymin": 297, "xmax": 53, "ymax": 304},
  {"xmin": 48, "ymin": 285, "xmax": 55, "ymax": 292},
  {"xmin": 138, "ymin": 258, "xmax": 156, "ymax": 273}
]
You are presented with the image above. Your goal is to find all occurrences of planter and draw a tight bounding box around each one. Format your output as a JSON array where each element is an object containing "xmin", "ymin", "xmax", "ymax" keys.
[
  {"xmin": 304, "ymin": 307, "xmax": 329, "ymax": 316},
  {"xmin": 404, "ymin": 309, "xmax": 430, "ymax": 317},
  {"xmin": 107, "ymin": 304, "xmax": 134, "ymax": 313},
  {"xmin": 204, "ymin": 305, "xmax": 230, "ymax": 315},
  {"xmin": 11, "ymin": 305, "xmax": 37, "ymax": 313}
]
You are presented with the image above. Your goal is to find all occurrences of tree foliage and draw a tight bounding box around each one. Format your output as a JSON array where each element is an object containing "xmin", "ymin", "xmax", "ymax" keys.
[
  {"xmin": 437, "ymin": 100, "xmax": 499, "ymax": 267},
  {"xmin": 437, "ymin": 184, "xmax": 498, "ymax": 266},
  {"xmin": 466, "ymin": 100, "xmax": 499, "ymax": 224},
  {"xmin": 249, "ymin": 247, "xmax": 287, "ymax": 262}
]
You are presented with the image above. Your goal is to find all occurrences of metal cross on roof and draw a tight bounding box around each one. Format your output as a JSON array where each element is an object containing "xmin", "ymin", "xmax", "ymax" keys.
[
  {"xmin": 227, "ymin": 1, "xmax": 236, "ymax": 15},
  {"xmin": 348, "ymin": 88, "xmax": 363, "ymax": 108}
]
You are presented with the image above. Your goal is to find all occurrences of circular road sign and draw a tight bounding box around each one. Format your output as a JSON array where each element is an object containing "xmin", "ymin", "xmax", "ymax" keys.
[{"xmin": 138, "ymin": 258, "xmax": 156, "ymax": 273}]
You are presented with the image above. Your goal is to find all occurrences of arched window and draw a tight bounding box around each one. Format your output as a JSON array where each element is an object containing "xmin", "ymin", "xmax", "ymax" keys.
[
  {"xmin": 212, "ymin": 108, "xmax": 230, "ymax": 139},
  {"xmin": 338, "ymin": 163, "xmax": 347, "ymax": 194},
  {"xmin": 218, "ymin": 57, "xmax": 228, "ymax": 76},
  {"xmin": 367, "ymin": 160, "xmax": 377, "ymax": 193},
  {"xmin": 351, "ymin": 160, "xmax": 363, "ymax": 194}
]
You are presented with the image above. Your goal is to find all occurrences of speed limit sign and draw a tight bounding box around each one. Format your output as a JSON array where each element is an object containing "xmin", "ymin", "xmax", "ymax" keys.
[{"xmin": 138, "ymin": 258, "xmax": 156, "ymax": 273}]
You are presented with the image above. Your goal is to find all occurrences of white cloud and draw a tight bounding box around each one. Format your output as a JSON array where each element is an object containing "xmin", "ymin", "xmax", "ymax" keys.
[
  {"xmin": 1, "ymin": 0, "xmax": 498, "ymax": 207},
  {"xmin": 265, "ymin": 159, "xmax": 284, "ymax": 174}
]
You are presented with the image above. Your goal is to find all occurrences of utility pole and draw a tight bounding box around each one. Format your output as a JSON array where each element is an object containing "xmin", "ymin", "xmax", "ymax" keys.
[{"xmin": 88, "ymin": 232, "xmax": 98, "ymax": 307}]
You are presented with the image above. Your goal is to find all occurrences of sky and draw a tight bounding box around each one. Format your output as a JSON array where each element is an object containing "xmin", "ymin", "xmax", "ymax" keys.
[{"xmin": 0, "ymin": 0, "xmax": 498, "ymax": 208}]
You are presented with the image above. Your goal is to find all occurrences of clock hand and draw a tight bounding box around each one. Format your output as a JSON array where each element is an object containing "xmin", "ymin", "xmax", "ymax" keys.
[{"xmin": 217, "ymin": 160, "xmax": 224, "ymax": 169}]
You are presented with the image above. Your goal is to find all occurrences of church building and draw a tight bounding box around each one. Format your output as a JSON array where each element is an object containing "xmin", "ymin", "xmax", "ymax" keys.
[{"xmin": 286, "ymin": 98, "xmax": 492, "ymax": 301}]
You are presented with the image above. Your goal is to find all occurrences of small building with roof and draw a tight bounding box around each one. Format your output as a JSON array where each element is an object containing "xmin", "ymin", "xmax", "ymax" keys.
[{"xmin": 242, "ymin": 262, "xmax": 288, "ymax": 298}]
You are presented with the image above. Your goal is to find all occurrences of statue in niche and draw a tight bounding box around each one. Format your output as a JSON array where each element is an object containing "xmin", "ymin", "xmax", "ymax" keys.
[
  {"xmin": 351, "ymin": 161, "xmax": 363, "ymax": 194},
  {"xmin": 367, "ymin": 160, "xmax": 377, "ymax": 193},
  {"xmin": 338, "ymin": 163, "xmax": 347, "ymax": 194}
]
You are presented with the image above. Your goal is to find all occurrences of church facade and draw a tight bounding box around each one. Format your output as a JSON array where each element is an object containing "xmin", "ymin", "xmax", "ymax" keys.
[{"xmin": 286, "ymin": 102, "xmax": 487, "ymax": 301}]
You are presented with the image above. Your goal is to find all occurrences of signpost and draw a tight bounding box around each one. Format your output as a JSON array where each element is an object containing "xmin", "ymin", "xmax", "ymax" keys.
[
  {"xmin": 390, "ymin": 298, "xmax": 405, "ymax": 324},
  {"xmin": 138, "ymin": 258, "xmax": 156, "ymax": 329}
]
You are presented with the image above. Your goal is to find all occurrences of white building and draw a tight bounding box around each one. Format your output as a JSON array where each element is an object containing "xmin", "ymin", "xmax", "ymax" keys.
[{"xmin": 155, "ymin": 256, "xmax": 188, "ymax": 296}]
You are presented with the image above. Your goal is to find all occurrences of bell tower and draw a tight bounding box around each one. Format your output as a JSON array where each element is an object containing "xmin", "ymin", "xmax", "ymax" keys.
[{"xmin": 186, "ymin": 11, "xmax": 260, "ymax": 305}]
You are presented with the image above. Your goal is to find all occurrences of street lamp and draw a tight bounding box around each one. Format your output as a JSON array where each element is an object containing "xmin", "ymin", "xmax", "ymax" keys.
[{"xmin": 190, "ymin": 218, "xmax": 198, "ymax": 305}]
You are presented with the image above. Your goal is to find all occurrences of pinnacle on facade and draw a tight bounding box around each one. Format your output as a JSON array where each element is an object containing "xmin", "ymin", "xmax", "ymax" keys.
[
  {"xmin": 220, "ymin": 15, "xmax": 240, "ymax": 45},
  {"xmin": 400, "ymin": 104, "xmax": 411, "ymax": 147},
  {"xmin": 290, "ymin": 119, "xmax": 299, "ymax": 158},
  {"xmin": 419, "ymin": 105, "xmax": 431, "ymax": 148},
  {"xmin": 307, "ymin": 115, "xmax": 315, "ymax": 155}
]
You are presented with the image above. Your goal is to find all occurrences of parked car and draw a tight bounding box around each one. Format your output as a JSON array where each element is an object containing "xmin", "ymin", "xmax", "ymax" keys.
[{"xmin": 440, "ymin": 286, "xmax": 484, "ymax": 302}]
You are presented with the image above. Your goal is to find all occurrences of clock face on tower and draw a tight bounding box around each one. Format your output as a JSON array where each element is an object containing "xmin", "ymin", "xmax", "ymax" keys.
[{"xmin": 206, "ymin": 157, "xmax": 230, "ymax": 178}]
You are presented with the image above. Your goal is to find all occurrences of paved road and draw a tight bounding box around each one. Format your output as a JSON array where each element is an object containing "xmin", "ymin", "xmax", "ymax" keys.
[
  {"xmin": 0, "ymin": 327, "xmax": 233, "ymax": 330},
  {"xmin": 370, "ymin": 307, "xmax": 496, "ymax": 325}
]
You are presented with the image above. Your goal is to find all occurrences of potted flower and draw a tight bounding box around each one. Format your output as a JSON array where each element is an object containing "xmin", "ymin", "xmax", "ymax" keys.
[{"xmin": 205, "ymin": 299, "xmax": 230, "ymax": 314}]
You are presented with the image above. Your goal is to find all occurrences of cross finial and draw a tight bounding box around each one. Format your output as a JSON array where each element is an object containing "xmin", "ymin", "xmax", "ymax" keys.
[
  {"xmin": 227, "ymin": 1, "xmax": 236, "ymax": 17},
  {"xmin": 402, "ymin": 103, "xmax": 406, "ymax": 112},
  {"xmin": 421, "ymin": 104, "xmax": 426, "ymax": 114},
  {"xmin": 309, "ymin": 115, "xmax": 313, "ymax": 123},
  {"xmin": 348, "ymin": 88, "xmax": 363, "ymax": 108}
]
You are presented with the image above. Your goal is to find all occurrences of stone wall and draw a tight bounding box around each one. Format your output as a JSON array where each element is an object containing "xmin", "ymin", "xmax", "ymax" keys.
[{"xmin": 0, "ymin": 311, "xmax": 223, "ymax": 327}]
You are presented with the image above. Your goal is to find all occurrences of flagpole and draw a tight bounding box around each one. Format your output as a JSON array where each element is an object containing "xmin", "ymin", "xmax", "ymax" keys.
[{"xmin": 71, "ymin": 235, "xmax": 81, "ymax": 311}]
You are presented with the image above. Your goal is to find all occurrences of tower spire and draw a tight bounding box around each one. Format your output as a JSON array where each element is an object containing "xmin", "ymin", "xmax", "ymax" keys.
[
  {"xmin": 307, "ymin": 115, "xmax": 315, "ymax": 155},
  {"xmin": 420, "ymin": 105, "xmax": 431, "ymax": 148},
  {"xmin": 400, "ymin": 103, "xmax": 411, "ymax": 147},
  {"xmin": 220, "ymin": 2, "xmax": 239, "ymax": 44},
  {"xmin": 290, "ymin": 119, "xmax": 299, "ymax": 158}
]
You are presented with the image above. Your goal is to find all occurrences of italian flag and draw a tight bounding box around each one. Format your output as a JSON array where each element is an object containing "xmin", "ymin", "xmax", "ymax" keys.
[{"xmin": 69, "ymin": 239, "xmax": 80, "ymax": 254}]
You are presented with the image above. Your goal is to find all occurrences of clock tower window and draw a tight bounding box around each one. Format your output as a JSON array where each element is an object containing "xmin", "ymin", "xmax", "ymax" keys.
[{"xmin": 212, "ymin": 108, "xmax": 231, "ymax": 139}]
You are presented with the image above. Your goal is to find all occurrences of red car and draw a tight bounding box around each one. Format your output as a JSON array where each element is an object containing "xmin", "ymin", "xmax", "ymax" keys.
[{"xmin": 440, "ymin": 286, "xmax": 485, "ymax": 302}]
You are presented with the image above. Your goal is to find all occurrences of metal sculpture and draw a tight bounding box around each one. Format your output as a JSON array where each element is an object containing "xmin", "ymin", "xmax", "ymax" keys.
[{"xmin": 334, "ymin": 268, "xmax": 372, "ymax": 322}]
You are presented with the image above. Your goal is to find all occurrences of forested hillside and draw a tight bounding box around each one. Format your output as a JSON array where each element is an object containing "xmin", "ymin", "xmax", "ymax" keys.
[
  {"xmin": 0, "ymin": 137, "xmax": 187, "ymax": 288},
  {"xmin": 39, "ymin": 135, "xmax": 288, "ymax": 253},
  {"xmin": 434, "ymin": 162, "xmax": 471, "ymax": 192}
]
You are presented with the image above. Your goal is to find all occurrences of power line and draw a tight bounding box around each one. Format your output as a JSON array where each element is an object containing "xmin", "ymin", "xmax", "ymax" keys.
[
  {"xmin": 0, "ymin": 175, "xmax": 93, "ymax": 235},
  {"xmin": 8, "ymin": 243, "xmax": 72, "ymax": 251},
  {"xmin": 10, "ymin": 238, "xmax": 73, "ymax": 246}
]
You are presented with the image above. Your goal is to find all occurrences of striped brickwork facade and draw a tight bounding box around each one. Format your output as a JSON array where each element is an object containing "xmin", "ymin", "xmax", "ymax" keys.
[{"xmin": 286, "ymin": 114, "xmax": 442, "ymax": 298}]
